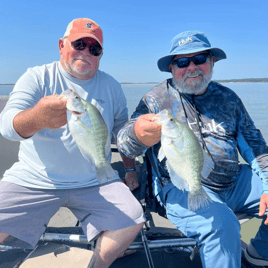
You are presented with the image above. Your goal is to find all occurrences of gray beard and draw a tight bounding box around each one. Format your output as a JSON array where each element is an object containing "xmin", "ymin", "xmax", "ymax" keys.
[
  {"xmin": 62, "ymin": 58, "xmax": 91, "ymax": 77},
  {"xmin": 172, "ymin": 69, "xmax": 213, "ymax": 95}
]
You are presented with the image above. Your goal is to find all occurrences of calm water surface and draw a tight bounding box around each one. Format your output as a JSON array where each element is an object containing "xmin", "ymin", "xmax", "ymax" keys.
[
  {"xmin": 122, "ymin": 83, "xmax": 268, "ymax": 142},
  {"xmin": 1, "ymin": 83, "xmax": 267, "ymax": 141}
]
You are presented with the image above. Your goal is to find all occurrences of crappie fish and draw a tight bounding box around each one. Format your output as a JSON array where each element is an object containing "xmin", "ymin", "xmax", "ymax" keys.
[
  {"xmin": 154, "ymin": 109, "xmax": 214, "ymax": 211},
  {"xmin": 61, "ymin": 89, "xmax": 116, "ymax": 184}
]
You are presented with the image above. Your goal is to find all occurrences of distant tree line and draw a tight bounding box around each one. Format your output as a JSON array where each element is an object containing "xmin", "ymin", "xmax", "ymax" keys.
[
  {"xmin": 2, "ymin": 78, "xmax": 268, "ymax": 86},
  {"xmin": 121, "ymin": 78, "xmax": 268, "ymax": 84},
  {"xmin": 214, "ymin": 78, "xmax": 268, "ymax": 83}
]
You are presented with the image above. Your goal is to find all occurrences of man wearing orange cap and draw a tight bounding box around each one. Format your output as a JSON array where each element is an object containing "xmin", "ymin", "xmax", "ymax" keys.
[{"xmin": 0, "ymin": 18, "xmax": 144, "ymax": 267}]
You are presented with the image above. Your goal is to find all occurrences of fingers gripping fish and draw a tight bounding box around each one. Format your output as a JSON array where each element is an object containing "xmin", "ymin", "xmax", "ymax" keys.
[
  {"xmin": 61, "ymin": 89, "xmax": 116, "ymax": 184},
  {"xmin": 154, "ymin": 109, "xmax": 214, "ymax": 211}
]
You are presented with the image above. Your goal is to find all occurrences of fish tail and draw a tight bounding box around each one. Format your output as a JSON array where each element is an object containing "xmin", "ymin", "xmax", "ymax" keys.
[
  {"xmin": 96, "ymin": 165, "xmax": 116, "ymax": 184},
  {"xmin": 188, "ymin": 187, "xmax": 212, "ymax": 212}
]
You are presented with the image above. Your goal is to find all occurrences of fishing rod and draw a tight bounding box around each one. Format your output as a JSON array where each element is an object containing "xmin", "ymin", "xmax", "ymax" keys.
[{"xmin": 140, "ymin": 229, "xmax": 155, "ymax": 268}]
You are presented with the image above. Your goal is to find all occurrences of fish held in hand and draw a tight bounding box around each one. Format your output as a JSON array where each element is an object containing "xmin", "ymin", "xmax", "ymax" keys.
[
  {"xmin": 154, "ymin": 109, "xmax": 214, "ymax": 211},
  {"xmin": 61, "ymin": 89, "xmax": 116, "ymax": 184}
]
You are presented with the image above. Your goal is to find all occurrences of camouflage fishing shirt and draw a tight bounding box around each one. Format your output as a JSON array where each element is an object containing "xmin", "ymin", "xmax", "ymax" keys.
[{"xmin": 117, "ymin": 79, "xmax": 268, "ymax": 196}]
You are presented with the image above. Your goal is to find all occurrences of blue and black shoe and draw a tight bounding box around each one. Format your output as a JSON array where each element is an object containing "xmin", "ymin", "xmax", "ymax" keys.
[{"xmin": 243, "ymin": 242, "xmax": 268, "ymax": 267}]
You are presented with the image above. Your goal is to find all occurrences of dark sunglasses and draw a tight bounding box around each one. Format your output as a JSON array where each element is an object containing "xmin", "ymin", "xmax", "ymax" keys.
[
  {"xmin": 71, "ymin": 39, "xmax": 102, "ymax": 57},
  {"xmin": 172, "ymin": 53, "xmax": 211, "ymax": 68}
]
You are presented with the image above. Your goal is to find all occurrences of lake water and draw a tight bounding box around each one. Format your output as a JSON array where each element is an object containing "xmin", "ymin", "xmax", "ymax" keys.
[
  {"xmin": 122, "ymin": 83, "xmax": 268, "ymax": 142},
  {"xmin": 1, "ymin": 82, "xmax": 268, "ymax": 141}
]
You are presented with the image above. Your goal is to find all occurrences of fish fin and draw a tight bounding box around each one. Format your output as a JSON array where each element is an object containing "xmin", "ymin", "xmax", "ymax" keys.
[
  {"xmin": 105, "ymin": 137, "xmax": 111, "ymax": 158},
  {"xmin": 158, "ymin": 146, "xmax": 166, "ymax": 162},
  {"xmin": 75, "ymin": 118, "xmax": 92, "ymax": 133},
  {"xmin": 188, "ymin": 187, "xmax": 212, "ymax": 212},
  {"xmin": 166, "ymin": 162, "xmax": 188, "ymax": 191},
  {"xmin": 96, "ymin": 165, "xmax": 116, "ymax": 184},
  {"xmin": 201, "ymin": 151, "xmax": 215, "ymax": 179}
]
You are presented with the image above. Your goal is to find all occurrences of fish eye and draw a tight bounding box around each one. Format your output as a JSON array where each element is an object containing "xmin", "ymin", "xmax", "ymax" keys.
[
  {"xmin": 75, "ymin": 96, "xmax": 79, "ymax": 99},
  {"xmin": 170, "ymin": 119, "xmax": 173, "ymax": 121}
]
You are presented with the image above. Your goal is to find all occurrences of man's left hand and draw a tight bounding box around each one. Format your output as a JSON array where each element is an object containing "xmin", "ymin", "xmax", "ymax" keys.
[
  {"xmin": 259, "ymin": 193, "xmax": 268, "ymax": 224},
  {"xmin": 123, "ymin": 171, "xmax": 139, "ymax": 191}
]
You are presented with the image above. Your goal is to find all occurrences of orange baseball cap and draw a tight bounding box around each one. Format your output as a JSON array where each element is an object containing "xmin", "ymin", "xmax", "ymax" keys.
[{"xmin": 63, "ymin": 18, "xmax": 103, "ymax": 48}]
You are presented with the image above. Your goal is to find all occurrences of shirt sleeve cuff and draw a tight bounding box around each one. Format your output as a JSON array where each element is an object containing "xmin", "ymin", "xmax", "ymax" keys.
[
  {"xmin": 262, "ymin": 179, "xmax": 268, "ymax": 194},
  {"xmin": 0, "ymin": 110, "xmax": 28, "ymax": 141}
]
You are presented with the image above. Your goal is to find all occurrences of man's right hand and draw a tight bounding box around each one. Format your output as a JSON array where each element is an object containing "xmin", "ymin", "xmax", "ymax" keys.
[
  {"xmin": 134, "ymin": 114, "xmax": 161, "ymax": 147},
  {"xmin": 36, "ymin": 95, "xmax": 67, "ymax": 129},
  {"xmin": 13, "ymin": 95, "xmax": 67, "ymax": 138}
]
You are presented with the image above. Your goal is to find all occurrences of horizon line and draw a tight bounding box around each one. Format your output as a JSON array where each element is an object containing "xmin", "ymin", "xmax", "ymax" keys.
[{"xmin": 1, "ymin": 78, "xmax": 268, "ymax": 86}]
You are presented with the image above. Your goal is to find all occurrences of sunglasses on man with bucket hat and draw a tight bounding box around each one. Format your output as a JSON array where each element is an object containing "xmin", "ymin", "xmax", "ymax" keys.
[{"xmin": 171, "ymin": 53, "xmax": 212, "ymax": 69}]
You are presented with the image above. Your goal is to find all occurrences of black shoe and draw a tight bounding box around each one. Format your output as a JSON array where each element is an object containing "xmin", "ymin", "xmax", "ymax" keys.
[{"xmin": 243, "ymin": 243, "xmax": 268, "ymax": 267}]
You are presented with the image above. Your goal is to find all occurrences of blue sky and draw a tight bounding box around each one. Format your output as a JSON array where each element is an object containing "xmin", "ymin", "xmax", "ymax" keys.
[{"xmin": 0, "ymin": 0, "xmax": 267, "ymax": 84}]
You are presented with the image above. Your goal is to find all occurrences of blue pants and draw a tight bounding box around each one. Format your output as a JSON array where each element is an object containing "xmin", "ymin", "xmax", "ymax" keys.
[{"xmin": 165, "ymin": 164, "xmax": 268, "ymax": 268}]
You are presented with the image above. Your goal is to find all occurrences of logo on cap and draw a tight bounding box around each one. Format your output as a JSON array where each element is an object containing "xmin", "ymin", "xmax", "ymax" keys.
[
  {"xmin": 86, "ymin": 23, "xmax": 92, "ymax": 28},
  {"xmin": 178, "ymin": 37, "xmax": 193, "ymax": 46}
]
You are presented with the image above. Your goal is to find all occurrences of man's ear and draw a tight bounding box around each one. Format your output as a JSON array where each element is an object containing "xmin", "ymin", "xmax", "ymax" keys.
[
  {"xmin": 212, "ymin": 56, "xmax": 216, "ymax": 66},
  {"xmin": 169, "ymin": 64, "xmax": 172, "ymax": 72},
  {"xmin": 59, "ymin": 39, "xmax": 64, "ymax": 54}
]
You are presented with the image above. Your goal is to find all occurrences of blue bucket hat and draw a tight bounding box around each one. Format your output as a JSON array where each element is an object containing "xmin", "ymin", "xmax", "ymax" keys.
[{"xmin": 157, "ymin": 31, "xmax": 227, "ymax": 72}]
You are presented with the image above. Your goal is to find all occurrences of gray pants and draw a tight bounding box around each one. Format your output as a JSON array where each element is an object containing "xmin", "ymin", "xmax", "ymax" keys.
[{"xmin": 0, "ymin": 180, "xmax": 145, "ymax": 248}]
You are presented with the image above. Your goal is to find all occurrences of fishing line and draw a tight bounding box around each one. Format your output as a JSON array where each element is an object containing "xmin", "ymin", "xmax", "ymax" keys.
[{"xmin": 169, "ymin": 81, "xmax": 216, "ymax": 166}]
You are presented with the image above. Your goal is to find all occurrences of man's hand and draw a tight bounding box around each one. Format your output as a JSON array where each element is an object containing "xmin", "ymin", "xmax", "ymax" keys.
[
  {"xmin": 259, "ymin": 193, "xmax": 268, "ymax": 225},
  {"xmin": 123, "ymin": 171, "xmax": 139, "ymax": 191},
  {"xmin": 36, "ymin": 95, "xmax": 67, "ymax": 129},
  {"xmin": 119, "ymin": 151, "xmax": 139, "ymax": 192},
  {"xmin": 134, "ymin": 114, "xmax": 161, "ymax": 147},
  {"xmin": 13, "ymin": 95, "xmax": 67, "ymax": 138}
]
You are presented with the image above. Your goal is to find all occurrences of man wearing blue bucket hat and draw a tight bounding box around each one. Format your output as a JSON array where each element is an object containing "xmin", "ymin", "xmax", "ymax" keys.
[
  {"xmin": 117, "ymin": 31, "xmax": 268, "ymax": 267},
  {"xmin": 157, "ymin": 30, "xmax": 226, "ymax": 72}
]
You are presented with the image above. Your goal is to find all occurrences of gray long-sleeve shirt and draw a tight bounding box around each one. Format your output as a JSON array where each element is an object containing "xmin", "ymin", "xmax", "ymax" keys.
[{"xmin": 0, "ymin": 62, "xmax": 128, "ymax": 189}]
